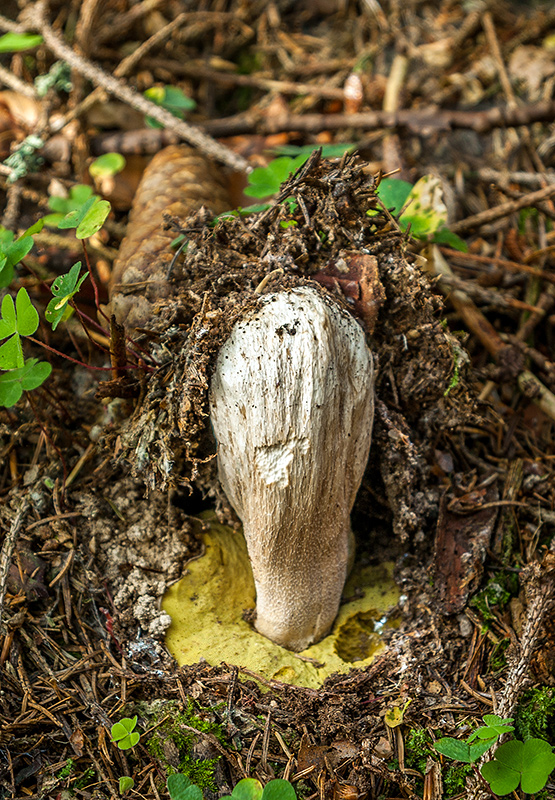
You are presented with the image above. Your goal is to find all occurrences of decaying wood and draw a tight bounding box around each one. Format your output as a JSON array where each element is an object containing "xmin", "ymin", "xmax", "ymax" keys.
[{"xmin": 210, "ymin": 287, "xmax": 375, "ymax": 651}]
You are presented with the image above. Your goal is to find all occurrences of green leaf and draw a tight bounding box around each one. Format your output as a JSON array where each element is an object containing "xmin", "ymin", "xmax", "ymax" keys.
[
  {"xmin": 167, "ymin": 774, "xmax": 203, "ymax": 800},
  {"xmin": 224, "ymin": 778, "xmax": 263, "ymax": 800},
  {"xmin": 244, "ymin": 155, "xmax": 307, "ymax": 199},
  {"xmin": 399, "ymin": 174, "xmax": 447, "ymax": 238},
  {"xmin": 0, "ymin": 32, "xmax": 43, "ymax": 53},
  {"xmin": 46, "ymin": 185, "xmax": 99, "ymax": 227},
  {"xmin": 111, "ymin": 716, "xmax": 140, "ymax": 749},
  {"xmin": 0, "ymin": 359, "xmax": 50, "ymax": 407},
  {"xmin": 45, "ymin": 262, "xmax": 87, "ymax": 330},
  {"xmin": 76, "ymin": 199, "xmax": 111, "ymax": 238},
  {"xmin": 0, "ymin": 333, "xmax": 23, "ymax": 370},
  {"xmin": 0, "ymin": 292, "xmax": 16, "ymax": 338},
  {"xmin": 432, "ymin": 227, "xmax": 468, "ymax": 252},
  {"xmin": 477, "ymin": 715, "xmax": 515, "ymax": 738},
  {"xmin": 262, "ymin": 779, "xmax": 297, "ymax": 800},
  {"xmin": 272, "ymin": 143, "xmax": 355, "ymax": 159},
  {"xmin": 376, "ymin": 178, "xmax": 413, "ymax": 215},
  {"xmin": 89, "ymin": 153, "xmax": 126, "ymax": 179},
  {"xmin": 144, "ymin": 85, "xmax": 196, "ymax": 128},
  {"xmin": 16, "ymin": 287, "xmax": 39, "ymax": 335},
  {"xmin": 434, "ymin": 737, "xmax": 474, "ymax": 763},
  {"xmin": 119, "ymin": 776, "xmax": 134, "ymax": 794},
  {"xmin": 481, "ymin": 739, "xmax": 555, "ymax": 795},
  {"xmin": 468, "ymin": 738, "xmax": 498, "ymax": 761},
  {"xmin": 58, "ymin": 195, "xmax": 97, "ymax": 229}
]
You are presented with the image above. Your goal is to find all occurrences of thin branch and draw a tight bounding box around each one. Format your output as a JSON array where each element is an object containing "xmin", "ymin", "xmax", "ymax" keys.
[
  {"xmin": 195, "ymin": 100, "xmax": 555, "ymax": 139},
  {"xmin": 449, "ymin": 182, "xmax": 555, "ymax": 234},
  {"xmin": 0, "ymin": 62, "xmax": 38, "ymax": 97},
  {"xmin": 20, "ymin": 1, "xmax": 248, "ymax": 173}
]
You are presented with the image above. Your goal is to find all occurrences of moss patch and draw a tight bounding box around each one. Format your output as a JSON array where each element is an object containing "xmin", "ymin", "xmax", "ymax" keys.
[{"xmin": 163, "ymin": 517, "xmax": 399, "ymax": 688}]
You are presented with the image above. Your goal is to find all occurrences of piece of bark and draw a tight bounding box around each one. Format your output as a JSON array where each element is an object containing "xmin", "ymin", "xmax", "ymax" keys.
[{"xmin": 433, "ymin": 482, "xmax": 499, "ymax": 614}]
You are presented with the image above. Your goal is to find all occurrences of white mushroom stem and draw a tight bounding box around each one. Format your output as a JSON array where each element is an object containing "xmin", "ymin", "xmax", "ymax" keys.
[{"xmin": 209, "ymin": 286, "xmax": 375, "ymax": 652}]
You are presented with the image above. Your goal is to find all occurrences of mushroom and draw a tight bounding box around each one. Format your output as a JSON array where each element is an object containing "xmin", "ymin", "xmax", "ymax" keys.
[{"xmin": 209, "ymin": 286, "xmax": 375, "ymax": 651}]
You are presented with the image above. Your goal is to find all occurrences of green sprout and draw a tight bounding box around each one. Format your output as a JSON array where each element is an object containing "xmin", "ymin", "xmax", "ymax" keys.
[
  {"xmin": 44, "ymin": 184, "xmax": 99, "ymax": 227},
  {"xmin": 0, "ymin": 220, "xmax": 44, "ymax": 287},
  {"xmin": 118, "ymin": 775, "xmax": 134, "ymax": 795},
  {"xmin": 45, "ymin": 261, "xmax": 88, "ymax": 330},
  {"xmin": 110, "ymin": 716, "xmax": 140, "ymax": 750},
  {"xmin": 144, "ymin": 85, "xmax": 196, "ymax": 128}
]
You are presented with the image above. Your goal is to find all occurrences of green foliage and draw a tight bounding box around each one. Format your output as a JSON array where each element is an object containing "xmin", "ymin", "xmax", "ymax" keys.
[
  {"xmin": 374, "ymin": 176, "xmax": 467, "ymax": 251},
  {"xmin": 34, "ymin": 61, "xmax": 72, "ymax": 96},
  {"xmin": 443, "ymin": 762, "xmax": 472, "ymax": 796},
  {"xmin": 0, "ymin": 221, "xmax": 43, "ymax": 287},
  {"xmin": 118, "ymin": 776, "xmax": 134, "ymax": 795},
  {"xmin": 0, "ymin": 358, "xmax": 52, "ymax": 408},
  {"xmin": 470, "ymin": 579, "xmax": 512, "ymax": 622},
  {"xmin": 144, "ymin": 85, "xmax": 196, "ymax": 128},
  {"xmin": 245, "ymin": 155, "xmax": 307, "ymax": 199},
  {"xmin": 244, "ymin": 143, "xmax": 355, "ymax": 201},
  {"xmin": 404, "ymin": 728, "xmax": 434, "ymax": 774},
  {"xmin": 434, "ymin": 715, "xmax": 514, "ymax": 764},
  {"xmin": 56, "ymin": 758, "xmax": 74, "ymax": 779},
  {"xmin": 89, "ymin": 153, "xmax": 126, "ymax": 179},
  {"xmin": 44, "ymin": 184, "xmax": 100, "ymax": 228},
  {"xmin": 0, "ymin": 32, "xmax": 43, "ymax": 53},
  {"xmin": 480, "ymin": 738, "xmax": 555, "ymax": 795},
  {"xmin": 45, "ymin": 261, "xmax": 88, "ymax": 330},
  {"xmin": 167, "ymin": 773, "xmax": 203, "ymax": 800},
  {"xmin": 435, "ymin": 714, "xmax": 555, "ymax": 796},
  {"xmin": 0, "ymin": 288, "xmax": 39, "ymax": 369},
  {"xmin": 221, "ymin": 778, "xmax": 296, "ymax": 800},
  {"xmin": 57, "ymin": 194, "xmax": 111, "ymax": 239},
  {"xmin": 45, "ymin": 184, "xmax": 111, "ymax": 236},
  {"xmin": 3, "ymin": 135, "xmax": 44, "ymax": 183},
  {"xmin": 516, "ymin": 686, "xmax": 555, "ymax": 741},
  {"xmin": 146, "ymin": 700, "xmax": 223, "ymax": 790},
  {"xmin": 111, "ymin": 716, "xmax": 140, "ymax": 750}
]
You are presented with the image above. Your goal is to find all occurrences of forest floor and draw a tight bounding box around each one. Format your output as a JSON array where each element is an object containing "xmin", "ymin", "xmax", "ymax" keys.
[{"xmin": 1, "ymin": 1, "xmax": 555, "ymax": 799}]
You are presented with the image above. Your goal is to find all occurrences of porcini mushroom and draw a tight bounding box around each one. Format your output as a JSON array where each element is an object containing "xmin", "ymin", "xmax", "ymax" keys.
[{"xmin": 209, "ymin": 286, "xmax": 374, "ymax": 651}]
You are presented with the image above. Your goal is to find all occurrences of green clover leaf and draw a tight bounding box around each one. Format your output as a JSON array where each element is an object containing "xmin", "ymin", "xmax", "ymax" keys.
[
  {"xmin": 434, "ymin": 736, "xmax": 495, "ymax": 764},
  {"xmin": 481, "ymin": 739, "xmax": 555, "ymax": 795},
  {"xmin": 118, "ymin": 776, "xmax": 134, "ymax": 794},
  {"xmin": 44, "ymin": 185, "xmax": 100, "ymax": 228},
  {"xmin": 220, "ymin": 778, "xmax": 263, "ymax": 800},
  {"xmin": 167, "ymin": 774, "xmax": 203, "ymax": 800},
  {"xmin": 45, "ymin": 262, "xmax": 88, "ymax": 330},
  {"xmin": 0, "ymin": 221, "xmax": 44, "ymax": 287},
  {"xmin": 468, "ymin": 715, "xmax": 514, "ymax": 742},
  {"xmin": 0, "ymin": 288, "xmax": 39, "ymax": 369},
  {"xmin": 110, "ymin": 716, "xmax": 140, "ymax": 750},
  {"xmin": 0, "ymin": 358, "xmax": 52, "ymax": 407}
]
